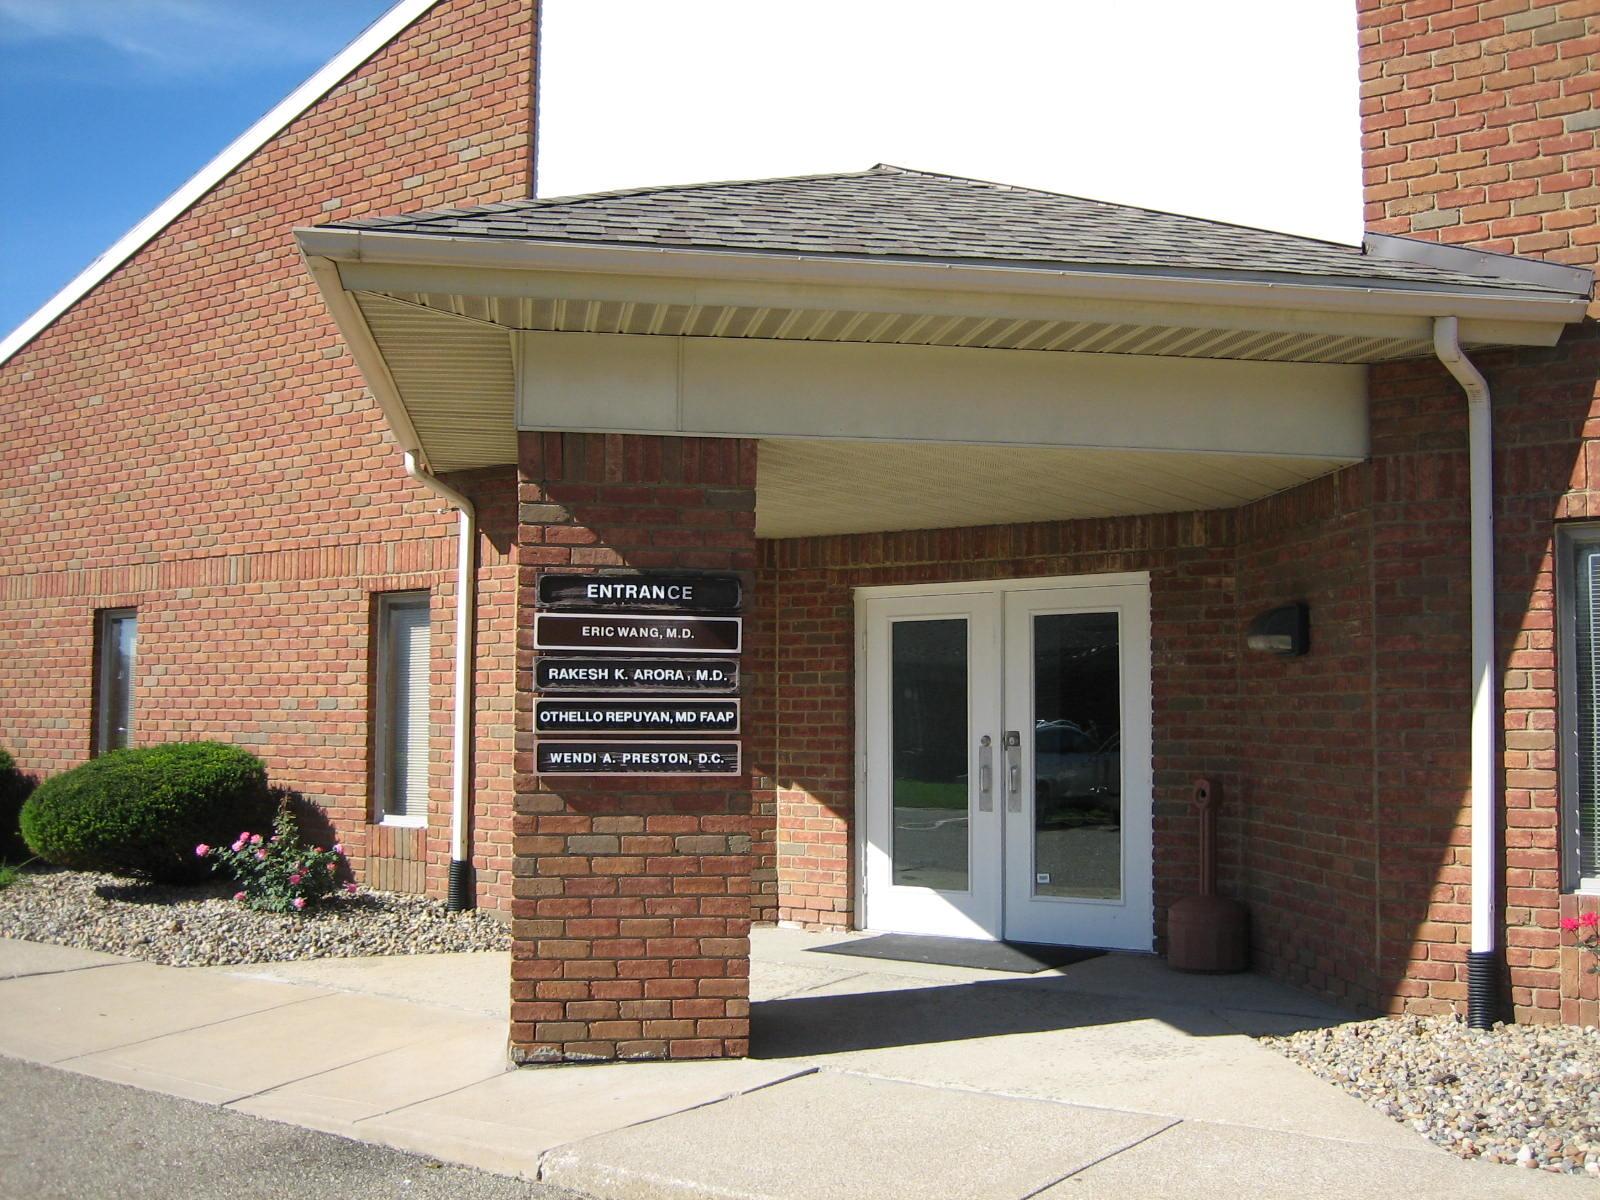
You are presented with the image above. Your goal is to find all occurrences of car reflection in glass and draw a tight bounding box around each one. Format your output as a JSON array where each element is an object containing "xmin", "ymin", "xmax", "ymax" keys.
[{"xmin": 1034, "ymin": 720, "xmax": 1120, "ymax": 830}]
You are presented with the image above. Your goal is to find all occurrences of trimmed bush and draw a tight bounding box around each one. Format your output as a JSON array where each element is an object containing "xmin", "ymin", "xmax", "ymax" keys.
[
  {"xmin": 20, "ymin": 742, "xmax": 274, "ymax": 883},
  {"xmin": 0, "ymin": 748, "xmax": 37, "ymax": 862}
]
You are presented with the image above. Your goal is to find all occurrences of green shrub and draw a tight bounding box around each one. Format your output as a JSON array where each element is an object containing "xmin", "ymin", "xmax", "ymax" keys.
[
  {"xmin": 20, "ymin": 742, "xmax": 274, "ymax": 883},
  {"xmin": 0, "ymin": 748, "xmax": 37, "ymax": 862}
]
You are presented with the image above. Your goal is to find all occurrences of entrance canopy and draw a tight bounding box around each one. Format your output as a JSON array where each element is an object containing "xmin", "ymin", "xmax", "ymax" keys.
[{"xmin": 297, "ymin": 166, "xmax": 1590, "ymax": 537}]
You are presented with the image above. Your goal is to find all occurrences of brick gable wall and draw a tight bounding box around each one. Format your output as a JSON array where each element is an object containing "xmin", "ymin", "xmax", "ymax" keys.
[{"xmin": 0, "ymin": 0, "xmax": 537, "ymax": 907}]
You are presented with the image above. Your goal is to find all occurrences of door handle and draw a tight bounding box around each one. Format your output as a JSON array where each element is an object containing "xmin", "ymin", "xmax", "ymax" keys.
[
  {"xmin": 978, "ymin": 735, "xmax": 993, "ymax": 812},
  {"xmin": 1004, "ymin": 730, "xmax": 1022, "ymax": 813}
]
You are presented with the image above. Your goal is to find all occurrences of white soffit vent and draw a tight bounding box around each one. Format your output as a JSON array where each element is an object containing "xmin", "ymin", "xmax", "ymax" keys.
[
  {"xmin": 355, "ymin": 294, "xmax": 516, "ymax": 472},
  {"xmin": 0, "ymin": 0, "xmax": 444, "ymax": 367},
  {"xmin": 755, "ymin": 439, "xmax": 1356, "ymax": 539}
]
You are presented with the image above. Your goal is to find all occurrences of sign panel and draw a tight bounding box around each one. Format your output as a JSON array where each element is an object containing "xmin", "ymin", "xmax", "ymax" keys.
[
  {"xmin": 534, "ymin": 612, "xmax": 741, "ymax": 655},
  {"xmin": 536, "ymin": 698, "xmax": 740, "ymax": 735},
  {"xmin": 535, "ymin": 739, "xmax": 741, "ymax": 776},
  {"xmin": 535, "ymin": 655, "xmax": 739, "ymax": 695},
  {"xmin": 538, "ymin": 572, "xmax": 741, "ymax": 614}
]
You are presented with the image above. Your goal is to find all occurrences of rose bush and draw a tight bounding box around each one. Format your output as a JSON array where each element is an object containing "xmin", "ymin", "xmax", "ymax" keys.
[
  {"xmin": 199, "ymin": 800, "xmax": 351, "ymax": 913},
  {"xmin": 1560, "ymin": 910, "xmax": 1600, "ymax": 975}
]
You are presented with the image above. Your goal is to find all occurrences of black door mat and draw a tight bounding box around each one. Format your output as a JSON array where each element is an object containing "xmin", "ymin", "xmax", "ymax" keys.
[{"xmin": 809, "ymin": 933, "xmax": 1105, "ymax": 974}]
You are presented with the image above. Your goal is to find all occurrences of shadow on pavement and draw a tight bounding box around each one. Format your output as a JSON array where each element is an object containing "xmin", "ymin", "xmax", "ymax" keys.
[{"xmin": 750, "ymin": 972, "xmax": 1349, "ymax": 1058}]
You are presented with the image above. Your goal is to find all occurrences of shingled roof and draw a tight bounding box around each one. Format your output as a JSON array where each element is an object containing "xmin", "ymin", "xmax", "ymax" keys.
[{"xmin": 321, "ymin": 165, "xmax": 1588, "ymax": 298}]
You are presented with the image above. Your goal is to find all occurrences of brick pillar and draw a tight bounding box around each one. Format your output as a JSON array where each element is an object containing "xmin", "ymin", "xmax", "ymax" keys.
[{"xmin": 510, "ymin": 432, "xmax": 758, "ymax": 1063}]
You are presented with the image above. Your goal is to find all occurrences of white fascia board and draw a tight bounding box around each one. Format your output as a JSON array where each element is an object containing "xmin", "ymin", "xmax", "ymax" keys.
[
  {"xmin": 297, "ymin": 226, "xmax": 1592, "ymax": 339},
  {"xmin": 515, "ymin": 331, "xmax": 1371, "ymax": 461},
  {"xmin": 0, "ymin": 0, "xmax": 444, "ymax": 368}
]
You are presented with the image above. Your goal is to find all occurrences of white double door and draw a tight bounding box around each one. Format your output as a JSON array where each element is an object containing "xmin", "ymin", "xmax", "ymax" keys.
[{"xmin": 859, "ymin": 575, "xmax": 1152, "ymax": 950}]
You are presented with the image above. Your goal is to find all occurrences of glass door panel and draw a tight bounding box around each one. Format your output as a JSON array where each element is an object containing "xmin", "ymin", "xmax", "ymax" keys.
[
  {"xmin": 891, "ymin": 619, "xmax": 970, "ymax": 891},
  {"xmin": 862, "ymin": 592, "xmax": 1001, "ymax": 940},
  {"xmin": 1002, "ymin": 584, "xmax": 1151, "ymax": 950},
  {"xmin": 1031, "ymin": 612, "xmax": 1122, "ymax": 901}
]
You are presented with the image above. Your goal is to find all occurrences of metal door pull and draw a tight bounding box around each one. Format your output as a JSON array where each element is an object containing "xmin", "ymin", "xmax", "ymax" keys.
[
  {"xmin": 978, "ymin": 735, "xmax": 993, "ymax": 811},
  {"xmin": 1003, "ymin": 730, "xmax": 1022, "ymax": 813}
]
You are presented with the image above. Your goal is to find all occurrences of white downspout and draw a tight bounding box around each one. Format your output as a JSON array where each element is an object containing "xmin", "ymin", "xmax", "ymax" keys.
[
  {"xmin": 404, "ymin": 451, "xmax": 477, "ymax": 911},
  {"xmin": 1432, "ymin": 315, "xmax": 1498, "ymax": 1028}
]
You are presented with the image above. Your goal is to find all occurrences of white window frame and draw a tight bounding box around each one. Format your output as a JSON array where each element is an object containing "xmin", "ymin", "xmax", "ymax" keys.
[
  {"xmin": 1556, "ymin": 524, "xmax": 1600, "ymax": 894},
  {"xmin": 94, "ymin": 608, "xmax": 137, "ymax": 754},
  {"xmin": 373, "ymin": 591, "xmax": 433, "ymax": 828}
]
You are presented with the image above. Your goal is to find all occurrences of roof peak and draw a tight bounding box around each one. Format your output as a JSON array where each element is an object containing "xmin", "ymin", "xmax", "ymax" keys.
[{"xmin": 510, "ymin": 164, "xmax": 1367, "ymax": 256}]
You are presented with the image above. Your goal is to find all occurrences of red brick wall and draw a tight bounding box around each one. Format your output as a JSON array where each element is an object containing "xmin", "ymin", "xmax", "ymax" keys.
[
  {"xmin": 511, "ymin": 432, "xmax": 757, "ymax": 1062},
  {"xmin": 0, "ymin": 1, "xmax": 537, "ymax": 907},
  {"xmin": 1367, "ymin": 330, "xmax": 1600, "ymax": 1023},
  {"xmin": 1360, "ymin": 0, "xmax": 1600, "ymax": 1021},
  {"xmin": 1361, "ymin": 0, "xmax": 1599, "ymax": 269},
  {"xmin": 1235, "ymin": 469, "xmax": 1380, "ymax": 1011}
]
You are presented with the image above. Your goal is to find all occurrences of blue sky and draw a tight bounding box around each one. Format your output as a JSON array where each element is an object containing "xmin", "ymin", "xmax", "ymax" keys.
[{"xmin": 0, "ymin": 0, "xmax": 391, "ymax": 337}]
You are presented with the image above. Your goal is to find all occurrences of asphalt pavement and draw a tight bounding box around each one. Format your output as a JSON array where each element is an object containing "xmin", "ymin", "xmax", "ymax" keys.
[{"xmin": 0, "ymin": 1055, "xmax": 580, "ymax": 1200}]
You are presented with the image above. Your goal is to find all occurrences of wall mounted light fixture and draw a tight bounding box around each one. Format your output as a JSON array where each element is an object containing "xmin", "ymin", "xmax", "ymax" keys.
[{"xmin": 1246, "ymin": 603, "xmax": 1309, "ymax": 656}]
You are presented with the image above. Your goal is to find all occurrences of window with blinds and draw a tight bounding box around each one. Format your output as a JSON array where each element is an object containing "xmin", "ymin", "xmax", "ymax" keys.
[
  {"xmin": 376, "ymin": 593, "xmax": 432, "ymax": 823},
  {"xmin": 1566, "ymin": 535, "xmax": 1600, "ymax": 890},
  {"xmin": 94, "ymin": 608, "xmax": 137, "ymax": 754}
]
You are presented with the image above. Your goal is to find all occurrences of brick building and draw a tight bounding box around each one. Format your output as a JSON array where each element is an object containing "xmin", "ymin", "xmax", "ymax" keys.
[{"xmin": 3, "ymin": 0, "xmax": 1600, "ymax": 1063}]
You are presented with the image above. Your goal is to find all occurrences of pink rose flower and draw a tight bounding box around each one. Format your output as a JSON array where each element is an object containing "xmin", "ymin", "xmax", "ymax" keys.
[
  {"xmin": 231, "ymin": 840, "xmax": 244, "ymax": 853},
  {"xmin": 255, "ymin": 849, "xmax": 267, "ymax": 861},
  {"xmin": 344, "ymin": 882, "xmax": 359, "ymax": 895},
  {"xmin": 292, "ymin": 897, "xmax": 306, "ymax": 910},
  {"xmin": 194, "ymin": 844, "xmax": 209, "ymax": 857},
  {"xmin": 288, "ymin": 873, "xmax": 302, "ymax": 886},
  {"xmin": 1561, "ymin": 916, "xmax": 1581, "ymax": 932},
  {"xmin": 250, "ymin": 833, "xmax": 264, "ymax": 846},
  {"xmin": 333, "ymin": 844, "xmax": 344, "ymax": 855},
  {"xmin": 233, "ymin": 891, "xmax": 247, "ymax": 901}
]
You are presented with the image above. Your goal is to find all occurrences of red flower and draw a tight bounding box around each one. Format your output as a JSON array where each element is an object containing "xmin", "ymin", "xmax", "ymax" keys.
[
  {"xmin": 1581, "ymin": 911, "xmax": 1600, "ymax": 929},
  {"xmin": 1561, "ymin": 916, "xmax": 1581, "ymax": 932}
]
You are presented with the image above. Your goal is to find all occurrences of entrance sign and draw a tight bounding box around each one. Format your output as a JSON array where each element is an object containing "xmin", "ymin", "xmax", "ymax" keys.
[
  {"xmin": 535, "ymin": 656, "xmax": 738, "ymax": 694},
  {"xmin": 533, "ymin": 571, "xmax": 744, "ymax": 777},
  {"xmin": 535, "ymin": 698, "xmax": 740, "ymax": 735},
  {"xmin": 537, "ymin": 572, "xmax": 741, "ymax": 614},
  {"xmin": 535, "ymin": 612, "xmax": 741, "ymax": 655},
  {"xmin": 535, "ymin": 740, "xmax": 741, "ymax": 776}
]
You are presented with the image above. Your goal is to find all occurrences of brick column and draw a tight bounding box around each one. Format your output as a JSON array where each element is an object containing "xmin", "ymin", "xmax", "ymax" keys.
[{"xmin": 510, "ymin": 432, "xmax": 757, "ymax": 1063}]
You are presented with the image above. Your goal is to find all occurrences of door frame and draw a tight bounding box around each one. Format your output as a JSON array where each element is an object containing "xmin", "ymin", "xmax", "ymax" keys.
[{"xmin": 852, "ymin": 571, "xmax": 1153, "ymax": 946}]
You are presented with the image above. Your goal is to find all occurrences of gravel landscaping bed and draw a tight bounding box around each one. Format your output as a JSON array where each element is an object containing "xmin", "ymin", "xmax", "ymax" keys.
[
  {"xmin": 1265, "ymin": 1014, "xmax": 1600, "ymax": 1177},
  {"xmin": 0, "ymin": 867, "xmax": 509, "ymax": 966}
]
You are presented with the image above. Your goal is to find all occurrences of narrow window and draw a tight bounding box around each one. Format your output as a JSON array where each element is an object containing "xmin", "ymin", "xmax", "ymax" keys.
[
  {"xmin": 94, "ymin": 608, "xmax": 137, "ymax": 753},
  {"xmin": 1561, "ymin": 529, "xmax": 1600, "ymax": 891},
  {"xmin": 374, "ymin": 593, "xmax": 432, "ymax": 824}
]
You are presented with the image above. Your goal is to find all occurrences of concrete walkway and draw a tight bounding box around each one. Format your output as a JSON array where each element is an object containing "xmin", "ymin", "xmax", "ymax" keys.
[{"xmin": 0, "ymin": 929, "xmax": 1587, "ymax": 1199}]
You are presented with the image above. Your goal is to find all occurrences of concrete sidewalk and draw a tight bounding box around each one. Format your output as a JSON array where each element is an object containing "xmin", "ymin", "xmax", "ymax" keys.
[{"xmin": 0, "ymin": 929, "xmax": 1585, "ymax": 1199}]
